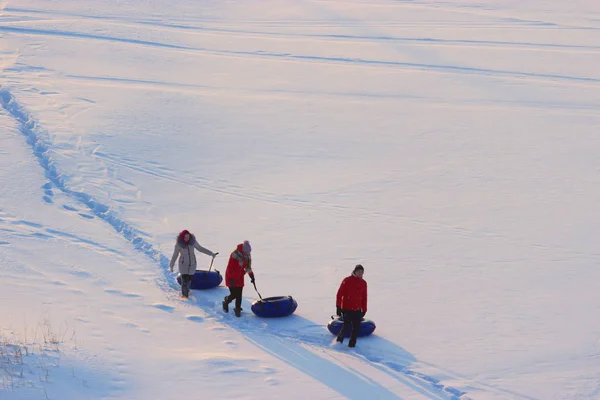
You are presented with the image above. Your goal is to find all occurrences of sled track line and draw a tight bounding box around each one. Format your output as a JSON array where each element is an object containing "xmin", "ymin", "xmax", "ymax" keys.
[
  {"xmin": 6, "ymin": 5, "xmax": 600, "ymax": 31},
  {"xmin": 274, "ymin": 328, "xmax": 539, "ymax": 400},
  {"xmin": 6, "ymin": 13, "xmax": 592, "ymax": 53},
  {"xmin": 2, "ymin": 25, "xmax": 600, "ymax": 85},
  {"xmin": 131, "ymin": 22, "xmax": 600, "ymax": 53},
  {"xmin": 0, "ymin": 87, "xmax": 172, "ymax": 292},
  {"xmin": 0, "ymin": 25, "xmax": 190, "ymax": 51},
  {"xmin": 60, "ymin": 74, "xmax": 600, "ymax": 114},
  {"xmin": 193, "ymin": 294, "xmax": 472, "ymax": 400},
  {"xmin": 196, "ymin": 291, "xmax": 530, "ymax": 400}
]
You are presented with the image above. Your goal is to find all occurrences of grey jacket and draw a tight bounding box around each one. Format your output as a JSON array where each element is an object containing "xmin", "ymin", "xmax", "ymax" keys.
[{"xmin": 169, "ymin": 235, "xmax": 215, "ymax": 275}]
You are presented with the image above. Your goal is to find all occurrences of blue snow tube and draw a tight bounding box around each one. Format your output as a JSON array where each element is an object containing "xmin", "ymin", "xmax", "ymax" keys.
[
  {"xmin": 177, "ymin": 270, "xmax": 223, "ymax": 290},
  {"xmin": 251, "ymin": 296, "xmax": 298, "ymax": 318},
  {"xmin": 327, "ymin": 315, "xmax": 376, "ymax": 337}
]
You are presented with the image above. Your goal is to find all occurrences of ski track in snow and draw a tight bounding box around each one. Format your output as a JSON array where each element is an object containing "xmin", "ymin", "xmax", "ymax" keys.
[
  {"xmin": 0, "ymin": 87, "xmax": 480, "ymax": 399},
  {"xmin": 1, "ymin": 25, "xmax": 600, "ymax": 85},
  {"xmin": 192, "ymin": 290, "xmax": 540, "ymax": 400},
  {"xmin": 197, "ymin": 295, "xmax": 470, "ymax": 400},
  {"xmin": 4, "ymin": 7, "xmax": 600, "ymax": 52},
  {"xmin": 47, "ymin": 73, "xmax": 598, "ymax": 114},
  {"xmin": 5, "ymin": 4, "xmax": 600, "ymax": 31}
]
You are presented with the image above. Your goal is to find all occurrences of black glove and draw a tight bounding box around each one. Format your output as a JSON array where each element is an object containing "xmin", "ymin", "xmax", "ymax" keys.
[
  {"xmin": 213, "ymin": 252, "xmax": 219, "ymax": 257},
  {"xmin": 336, "ymin": 306, "xmax": 342, "ymax": 317},
  {"xmin": 250, "ymin": 275, "xmax": 255, "ymax": 284}
]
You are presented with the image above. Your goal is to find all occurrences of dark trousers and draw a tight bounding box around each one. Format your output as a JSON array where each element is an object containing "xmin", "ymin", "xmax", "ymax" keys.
[
  {"xmin": 181, "ymin": 274, "xmax": 193, "ymax": 296},
  {"xmin": 338, "ymin": 310, "xmax": 362, "ymax": 343},
  {"xmin": 225, "ymin": 287, "xmax": 243, "ymax": 310}
]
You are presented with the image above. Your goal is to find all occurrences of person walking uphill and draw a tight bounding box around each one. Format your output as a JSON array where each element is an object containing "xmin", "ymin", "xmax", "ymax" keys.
[
  {"xmin": 169, "ymin": 229, "xmax": 217, "ymax": 298},
  {"xmin": 336, "ymin": 264, "xmax": 368, "ymax": 348},
  {"xmin": 223, "ymin": 240, "xmax": 254, "ymax": 317}
]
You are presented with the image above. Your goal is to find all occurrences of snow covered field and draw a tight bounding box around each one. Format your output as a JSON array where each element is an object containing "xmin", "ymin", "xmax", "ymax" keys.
[{"xmin": 1, "ymin": 1, "xmax": 599, "ymax": 399}]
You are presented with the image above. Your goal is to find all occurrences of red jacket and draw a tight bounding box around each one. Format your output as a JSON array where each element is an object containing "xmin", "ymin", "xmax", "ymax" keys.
[
  {"xmin": 225, "ymin": 244, "xmax": 253, "ymax": 288},
  {"xmin": 336, "ymin": 274, "xmax": 367, "ymax": 312}
]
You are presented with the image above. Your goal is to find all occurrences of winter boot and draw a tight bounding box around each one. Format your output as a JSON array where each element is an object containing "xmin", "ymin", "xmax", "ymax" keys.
[
  {"xmin": 234, "ymin": 308, "xmax": 241, "ymax": 318},
  {"xmin": 348, "ymin": 340, "xmax": 356, "ymax": 348},
  {"xmin": 336, "ymin": 335, "xmax": 344, "ymax": 343},
  {"xmin": 182, "ymin": 287, "xmax": 189, "ymax": 298},
  {"xmin": 222, "ymin": 297, "xmax": 229, "ymax": 313}
]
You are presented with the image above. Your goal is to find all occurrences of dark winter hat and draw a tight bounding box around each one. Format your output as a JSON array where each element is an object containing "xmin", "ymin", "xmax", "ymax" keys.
[
  {"xmin": 242, "ymin": 240, "xmax": 252, "ymax": 254},
  {"xmin": 353, "ymin": 264, "xmax": 364, "ymax": 273}
]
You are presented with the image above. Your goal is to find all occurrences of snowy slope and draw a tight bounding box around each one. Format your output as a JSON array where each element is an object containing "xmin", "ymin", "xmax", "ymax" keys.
[{"xmin": 1, "ymin": 1, "xmax": 600, "ymax": 399}]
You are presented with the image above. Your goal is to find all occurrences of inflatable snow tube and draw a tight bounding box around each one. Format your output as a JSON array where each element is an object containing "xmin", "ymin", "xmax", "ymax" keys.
[
  {"xmin": 251, "ymin": 296, "xmax": 298, "ymax": 318},
  {"xmin": 327, "ymin": 315, "xmax": 376, "ymax": 337},
  {"xmin": 177, "ymin": 270, "xmax": 223, "ymax": 290}
]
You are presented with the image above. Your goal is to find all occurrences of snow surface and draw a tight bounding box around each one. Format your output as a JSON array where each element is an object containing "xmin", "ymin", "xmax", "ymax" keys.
[{"xmin": 1, "ymin": 0, "xmax": 600, "ymax": 399}]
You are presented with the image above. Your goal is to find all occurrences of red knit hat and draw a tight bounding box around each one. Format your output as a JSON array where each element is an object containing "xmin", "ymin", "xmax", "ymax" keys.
[{"xmin": 179, "ymin": 230, "xmax": 191, "ymax": 243}]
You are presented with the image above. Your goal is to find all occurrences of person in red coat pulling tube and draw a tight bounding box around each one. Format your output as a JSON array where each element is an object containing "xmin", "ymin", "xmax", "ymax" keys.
[
  {"xmin": 335, "ymin": 264, "xmax": 367, "ymax": 347},
  {"xmin": 223, "ymin": 240, "xmax": 254, "ymax": 317}
]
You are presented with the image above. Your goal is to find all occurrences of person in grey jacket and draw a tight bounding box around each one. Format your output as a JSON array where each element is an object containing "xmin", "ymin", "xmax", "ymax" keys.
[{"xmin": 169, "ymin": 229, "xmax": 217, "ymax": 298}]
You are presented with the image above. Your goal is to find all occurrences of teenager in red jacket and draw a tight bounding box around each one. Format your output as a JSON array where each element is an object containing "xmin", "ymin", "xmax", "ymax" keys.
[
  {"xmin": 335, "ymin": 264, "xmax": 368, "ymax": 347},
  {"xmin": 223, "ymin": 241, "xmax": 254, "ymax": 317}
]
